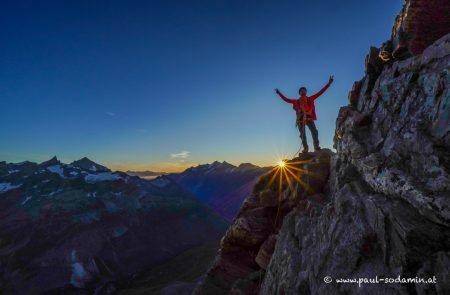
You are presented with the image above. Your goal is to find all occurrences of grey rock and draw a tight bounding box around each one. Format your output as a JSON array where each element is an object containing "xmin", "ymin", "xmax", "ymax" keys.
[{"xmin": 261, "ymin": 31, "xmax": 450, "ymax": 295}]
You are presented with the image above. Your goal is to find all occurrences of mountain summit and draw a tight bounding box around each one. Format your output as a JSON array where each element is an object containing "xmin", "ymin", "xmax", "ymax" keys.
[
  {"xmin": 170, "ymin": 161, "xmax": 270, "ymax": 220},
  {"xmin": 70, "ymin": 157, "xmax": 110, "ymax": 172},
  {"xmin": 195, "ymin": 1, "xmax": 450, "ymax": 294},
  {"xmin": 38, "ymin": 156, "xmax": 61, "ymax": 167}
]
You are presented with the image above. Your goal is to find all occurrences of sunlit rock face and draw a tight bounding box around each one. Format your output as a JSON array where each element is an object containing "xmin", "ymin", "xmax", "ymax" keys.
[{"xmin": 195, "ymin": 1, "xmax": 449, "ymax": 294}]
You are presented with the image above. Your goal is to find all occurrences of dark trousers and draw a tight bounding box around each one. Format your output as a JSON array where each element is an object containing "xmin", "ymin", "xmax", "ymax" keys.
[{"xmin": 298, "ymin": 120, "xmax": 320, "ymax": 150}]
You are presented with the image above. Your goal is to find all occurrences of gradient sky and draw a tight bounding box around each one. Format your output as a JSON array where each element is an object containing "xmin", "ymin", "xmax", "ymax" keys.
[{"xmin": 0, "ymin": 0, "xmax": 403, "ymax": 172}]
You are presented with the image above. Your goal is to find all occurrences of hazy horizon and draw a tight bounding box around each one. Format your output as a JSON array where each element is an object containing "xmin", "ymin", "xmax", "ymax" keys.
[
  {"xmin": 1, "ymin": 0, "xmax": 403, "ymax": 172},
  {"xmin": 2, "ymin": 155, "xmax": 273, "ymax": 173}
]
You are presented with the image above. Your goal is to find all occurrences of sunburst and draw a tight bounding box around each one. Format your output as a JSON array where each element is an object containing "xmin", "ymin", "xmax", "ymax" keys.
[{"xmin": 266, "ymin": 157, "xmax": 314, "ymax": 196}]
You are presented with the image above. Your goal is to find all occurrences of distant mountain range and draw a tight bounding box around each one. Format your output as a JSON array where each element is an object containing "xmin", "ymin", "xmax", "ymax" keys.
[
  {"xmin": 0, "ymin": 157, "xmax": 228, "ymax": 294},
  {"xmin": 125, "ymin": 170, "xmax": 168, "ymax": 177},
  {"xmin": 122, "ymin": 161, "xmax": 272, "ymax": 221},
  {"xmin": 169, "ymin": 161, "xmax": 271, "ymax": 221}
]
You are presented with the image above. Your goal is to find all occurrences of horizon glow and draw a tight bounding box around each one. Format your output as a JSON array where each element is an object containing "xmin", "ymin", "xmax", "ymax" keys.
[{"xmin": 0, "ymin": 0, "xmax": 403, "ymax": 172}]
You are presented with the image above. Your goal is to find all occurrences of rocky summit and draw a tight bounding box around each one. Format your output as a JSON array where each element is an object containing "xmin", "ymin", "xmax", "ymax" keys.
[
  {"xmin": 194, "ymin": 151, "xmax": 334, "ymax": 294},
  {"xmin": 195, "ymin": 1, "xmax": 450, "ymax": 294}
]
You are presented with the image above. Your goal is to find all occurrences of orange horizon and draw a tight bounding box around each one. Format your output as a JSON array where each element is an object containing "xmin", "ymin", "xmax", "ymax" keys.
[{"xmin": 107, "ymin": 159, "xmax": 275, "ymax": 173}]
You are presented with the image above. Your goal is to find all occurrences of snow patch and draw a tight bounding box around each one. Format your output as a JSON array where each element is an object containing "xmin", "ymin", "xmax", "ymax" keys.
[
  {"xmin": 0, "ymin": 182, "xmax": 22, "ymax": 193},
  {"xmin": 69, "ymin": 171, "xmax": 79, "ymax": 176},
  {"xmin": 48, "ymin": 189, "xmax": 63, "ymax": 197},
  {"xmin": 21, "ymin": 196, "xmax": 32, "ymax": 205},
  {"xmin": 8, "ymin": 169, "xmax": 19, "ymax": 174},
  {"xmin": 70, "ymin": 250, "xmax": 89, "ymax": 288},
  {"xmin": 87, "ymin": 192, "xmax": 97, "ymax": 198},
  {"xmin": 46, "ymin": 165, "xmax": 65, "ymax": 177}
]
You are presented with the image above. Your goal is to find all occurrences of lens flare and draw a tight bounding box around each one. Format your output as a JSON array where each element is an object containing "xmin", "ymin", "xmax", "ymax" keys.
[{"xmin": 277, "ymin": 160, "xmax": 286, "ymax": 168}]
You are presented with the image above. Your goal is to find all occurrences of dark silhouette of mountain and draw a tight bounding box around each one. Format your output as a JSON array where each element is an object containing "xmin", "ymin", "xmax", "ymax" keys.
[
  {"xmin": 71, "ymin": 157, "xmax": 110, "ymax": 172},
  {"xmin": 168, "ymin": 161, "xmax": 271, "ymax": 221},
  {"xmin": 0, "ymin": 157, "xmax": 228, "ymax": 294},
  {"xmin": 126, "ymin": 170, "xmax": 168, "ymax": 177},
  {"xmin": 195, "ymin": 1, "xmax": 450, "ymax": 293},
  {"xmin": 38, "ymin": 155, "xmax": 61, "ymax": 167}
]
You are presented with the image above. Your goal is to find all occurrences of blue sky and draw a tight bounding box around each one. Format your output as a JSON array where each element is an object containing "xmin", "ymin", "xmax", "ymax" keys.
[{"xmin": 0, "ymin": 0, "xmax": 403, "ymax": 172}]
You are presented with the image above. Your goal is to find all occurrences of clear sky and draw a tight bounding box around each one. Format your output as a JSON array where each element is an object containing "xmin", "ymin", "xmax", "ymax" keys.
[{"xmin": 1, "ymin": 0, "xmax": 403, "ymax": 172}]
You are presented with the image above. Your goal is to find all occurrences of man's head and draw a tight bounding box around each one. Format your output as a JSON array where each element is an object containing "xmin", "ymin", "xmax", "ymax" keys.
[{"xmin": 299, "ymin": 87, "xmax": 307, "ymax": 96}]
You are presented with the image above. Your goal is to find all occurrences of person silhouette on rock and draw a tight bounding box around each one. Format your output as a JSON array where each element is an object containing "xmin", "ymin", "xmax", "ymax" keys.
[{"xmin": 276, "ymin": 76, "xmax": 334, "ymax": 153}]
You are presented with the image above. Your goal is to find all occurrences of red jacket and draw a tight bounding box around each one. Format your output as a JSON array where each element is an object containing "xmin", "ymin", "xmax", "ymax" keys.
[{"xmin": 279, "ymin": 82, "xmax": 331, "ymax": 120}]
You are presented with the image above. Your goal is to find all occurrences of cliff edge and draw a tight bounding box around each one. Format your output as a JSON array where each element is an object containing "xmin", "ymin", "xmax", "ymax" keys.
[{"xmin": 195, "ymin": 1, "xmax": 449, "ymax": 294}]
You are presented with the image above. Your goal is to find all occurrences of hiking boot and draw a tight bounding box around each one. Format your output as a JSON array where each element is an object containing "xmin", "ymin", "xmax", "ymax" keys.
[
  {"xmin": 314, "ymin": 146, "xmax": 321, "ymax": 152},
  {"xmin": 301, "ymin": 148, "xmax": 309, "ymax": 154}
]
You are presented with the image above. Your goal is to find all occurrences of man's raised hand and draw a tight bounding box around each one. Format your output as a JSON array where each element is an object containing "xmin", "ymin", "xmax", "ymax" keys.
[
  {"xmin": 275, "ymin": 88, "xmax": 281, "ymax": 95},
  {"xmin": 329, "ymin": 75, "xmax": 334, "ymax": 84}
]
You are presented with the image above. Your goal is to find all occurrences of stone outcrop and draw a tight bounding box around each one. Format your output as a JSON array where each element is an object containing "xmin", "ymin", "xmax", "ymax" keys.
[
  {"xmin": 260, "ymin": 32, "xmax": 450, "ymax": 295},
  {"xmin": 195, "ymin": 1, "xmax": 449, "ymax": 294},
  {"xmin": 194, "ymin": 151, "xmax": 333, "ymax": 294},
  {"xmin": 380, "ymin": 0, "xmax": 450, "ymax": 61}
]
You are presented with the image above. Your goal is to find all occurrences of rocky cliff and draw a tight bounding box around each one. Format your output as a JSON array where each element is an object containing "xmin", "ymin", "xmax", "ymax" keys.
[{"xmin": 195, "ymin": 1, "xmax": 449, "ymax": 294}]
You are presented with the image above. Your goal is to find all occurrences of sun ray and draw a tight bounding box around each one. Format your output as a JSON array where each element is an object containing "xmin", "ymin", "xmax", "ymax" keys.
[
  {"xmin": 287, "ymin": 160, "xmax": 312, "ymax": 166},
  {"xmin": 287, "ymin": 165, "xmax": 323, "ymax": 179},
  {"xmin": 278, "ymin": 165, "xmax": 283, "ymax": 193},
  {"xmin": 266, "ymin": 168, "xmax": 280, "ymax": 189},
  {"xmin": 282, "ymin": 168, "xmax": 294, "ymax": 193},
  {"xmin": 285, "ymin": 165, "xmax": 307, "ymax": 173},
  {"xmin": 285, "ymin": 167, "xmax": 312, "ymax": 193}
]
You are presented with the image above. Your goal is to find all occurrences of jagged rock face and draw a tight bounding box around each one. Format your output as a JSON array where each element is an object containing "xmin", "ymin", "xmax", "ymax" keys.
[
  {"xmin": 380, "ymin": 0, "xmax": 450, "ymax": 62},
  {"xmin": 193, "ymin": 151, "xmax": 333, "ymax": 294},
  {"xmin": 196, "ymin": 3, "xmax": 449, "ymax": 294},
  {"xmin": 260, "ymin": 32, "xmax": 450, "ymax": 295},
  {"xmin": 391, "ymin": 0, "xmax": 450, "ymax": 57}
]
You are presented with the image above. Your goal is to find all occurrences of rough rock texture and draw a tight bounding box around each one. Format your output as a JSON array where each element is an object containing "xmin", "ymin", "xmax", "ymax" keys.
[
  {"xmin": 194, "ymin": 151, "xmax": 333, "ymax": 294},
  {"xmin": 260, "ymin": 33, "xmax": 450, "ymax": 295},
  {"xmin": 381, "ymin": 0, "xmax": 450, "ymax": 61},
  {"xmin": 195, "ymin": 2, "xmax": 449, "ymax": 294}
]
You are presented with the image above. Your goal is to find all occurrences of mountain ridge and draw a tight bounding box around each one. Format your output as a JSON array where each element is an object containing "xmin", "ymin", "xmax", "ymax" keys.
[
  {"xmin": 168, "ymin": 161, "xmax": 271, "ymax": 221},
  {"xmin": 0, "ymin": 156, "xmax": 229, "ymax": 294},
  {"xmin": 194, "ymin": 1, "xmax": 450, "ymax": 293}
]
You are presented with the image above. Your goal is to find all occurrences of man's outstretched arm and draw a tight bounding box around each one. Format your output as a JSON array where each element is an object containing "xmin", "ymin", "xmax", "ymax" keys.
[
  {"xmin": 275, "ymin": 88, "xmax": 297, "ymax": 104},
  {"xmin": 310, "ymin": 75, "xmax": 334, "ymax": 100}
]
